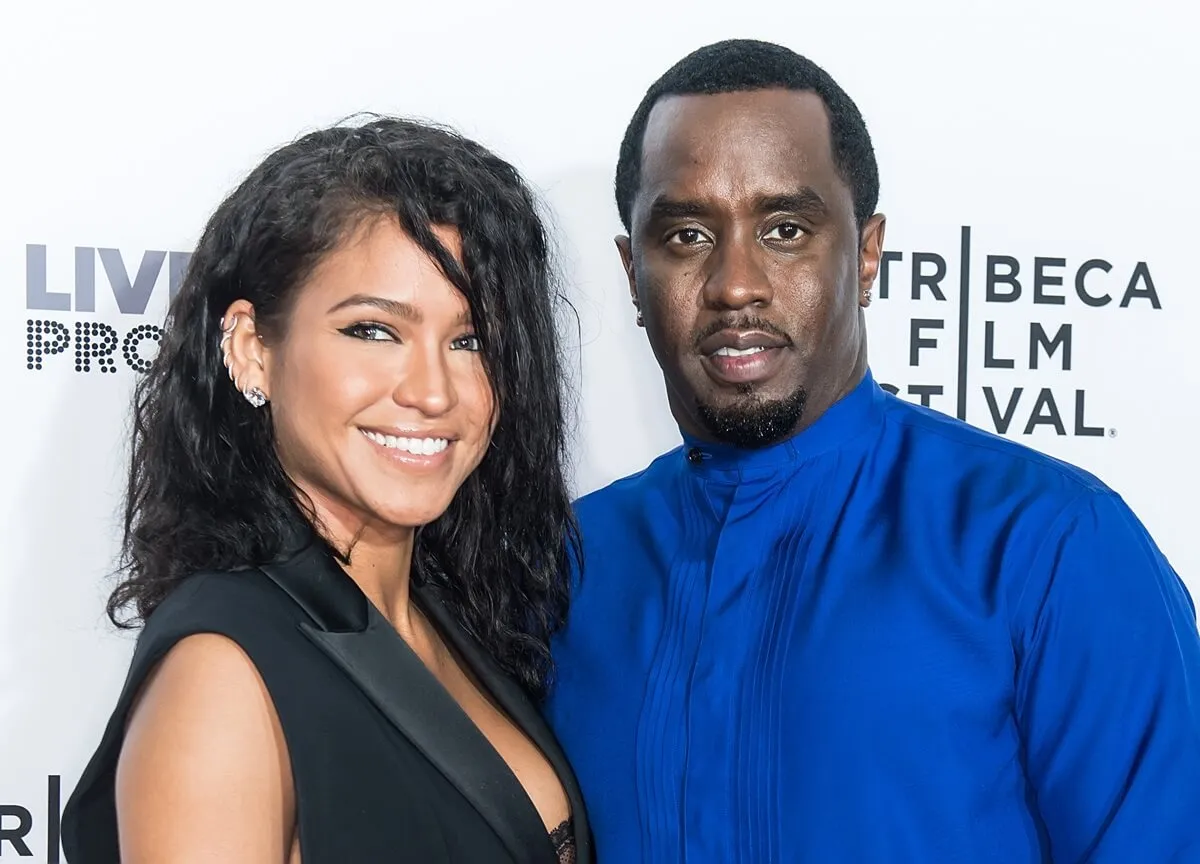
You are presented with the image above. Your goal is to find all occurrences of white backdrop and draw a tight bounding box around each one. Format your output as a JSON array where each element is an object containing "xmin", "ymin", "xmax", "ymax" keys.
[{"xmin": 2, "ymin": 1, "xmax": 1196, "ymax": 859}]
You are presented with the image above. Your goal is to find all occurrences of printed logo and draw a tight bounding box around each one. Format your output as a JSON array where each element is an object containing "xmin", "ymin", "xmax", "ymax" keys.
[
  {"xmin": 23, "ymin": 244, "xmax": 189, "ymax": 374},
  {"xmin": 1, "ymin": 775, "xmax": 62, "ymax": 861},
  {"xmin": 874, "ymin": 227, "xmax": 1161, "ymax": 437}
]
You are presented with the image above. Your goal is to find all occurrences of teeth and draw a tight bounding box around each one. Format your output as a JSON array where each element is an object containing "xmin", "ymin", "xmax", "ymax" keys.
[
  {"xmin": 714, "ymin": 346, "xmax": 767, "ymax": 357},
  {"xmin": 361, "ymin": 430, "xmax": 449, "ymax": 455}
]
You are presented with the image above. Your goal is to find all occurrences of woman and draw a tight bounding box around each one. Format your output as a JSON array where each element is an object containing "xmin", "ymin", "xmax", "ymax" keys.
[{"xmin": 61, "ymin": 117, "xmax": 591, "ymax": 864}]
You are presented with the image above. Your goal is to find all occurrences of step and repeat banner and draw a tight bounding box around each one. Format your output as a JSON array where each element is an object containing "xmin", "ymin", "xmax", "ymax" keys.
[{"xmin": 1, "ymin": 0, "xmax": 1194, "ymax": 859}]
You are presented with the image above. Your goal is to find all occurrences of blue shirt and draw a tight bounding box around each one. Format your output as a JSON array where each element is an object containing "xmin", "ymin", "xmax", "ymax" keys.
[{"xmin": 544, "ymin": 370, "xmax": 1200, "ymax": 862}]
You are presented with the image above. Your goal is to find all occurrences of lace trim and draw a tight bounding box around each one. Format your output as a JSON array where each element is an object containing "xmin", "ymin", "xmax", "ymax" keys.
[{"xmin": 549, "ymin": 818, "xmax": 575, "ymax": 864}]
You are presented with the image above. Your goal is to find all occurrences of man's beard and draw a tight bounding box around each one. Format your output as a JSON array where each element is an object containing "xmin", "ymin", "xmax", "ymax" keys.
[{"xmin": 695, "ymin": 384, "xmax": 807, "ymax": 449}]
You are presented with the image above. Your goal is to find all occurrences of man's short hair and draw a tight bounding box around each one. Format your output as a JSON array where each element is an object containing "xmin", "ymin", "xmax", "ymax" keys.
[{"xmin": 615, "ymin": 39, "xmax": 880, "ymax": 232}]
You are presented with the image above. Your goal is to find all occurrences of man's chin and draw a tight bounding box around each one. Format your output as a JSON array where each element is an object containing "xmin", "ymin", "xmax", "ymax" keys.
[{"xmin": 695, "ymin": 388, "xmax": 808, "ymax": 449}]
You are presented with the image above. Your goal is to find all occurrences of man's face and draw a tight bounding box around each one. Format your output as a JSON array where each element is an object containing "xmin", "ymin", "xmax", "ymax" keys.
[{"xmin": 618, "ymin": 88, "xmax": 885, "ymax": 447}]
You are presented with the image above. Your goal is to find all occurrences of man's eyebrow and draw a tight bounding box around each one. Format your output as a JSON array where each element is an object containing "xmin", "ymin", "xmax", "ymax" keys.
[
  {"xmin": 644, "ymin": 188, "xmax": 830, "ymax": 223},
  {"xmin": 647, "ymin": 196, "xmax": 709, "ymax": 221},
  {"xmin": 755, "ymin": 188, "xmax": 829, "ymax": 219}
]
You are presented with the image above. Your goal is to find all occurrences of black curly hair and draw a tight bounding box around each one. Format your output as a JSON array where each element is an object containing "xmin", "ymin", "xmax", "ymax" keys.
[
  {"xmin": 615, "ymin": 38, "xmax": 880, "ymax": 231},
  {"xmin": 108, "ymin": 116, "xmax": 580, "ymax": 699}
]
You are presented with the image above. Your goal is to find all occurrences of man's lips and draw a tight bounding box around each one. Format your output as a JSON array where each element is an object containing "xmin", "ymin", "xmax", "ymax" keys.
[
  {"xmin": 702, "ymin": 347, "xmax": 785, "ymax": 385},
  {"xmin": 694, "ymin": 327, "xmax": 790, "ymax": 386},
  {"xmin": 697, "ymin": 328, "xmax": 790, "ymax": 355}
]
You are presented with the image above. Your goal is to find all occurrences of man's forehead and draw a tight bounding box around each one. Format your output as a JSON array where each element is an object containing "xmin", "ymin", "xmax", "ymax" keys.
[
  {"xmin": 642, "ymin": 89, "xmax": 831, "ymax": 160},
  {"xmin": 636, "ymin": 89, "xmax": 837, "ymax": 214}
]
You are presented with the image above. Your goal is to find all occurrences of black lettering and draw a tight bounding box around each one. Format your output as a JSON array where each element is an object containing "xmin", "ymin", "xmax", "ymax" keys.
[
  {"xmin": 1029, "ymin": 322, "xmax": 1072, "ymax": 370},
  {"xmin": 1074, "ymin": 390, "xmax": 1104, "ymax": 437},
  {"xmin": 0, "ymin": 805, "xmax": 33, "ymax": 856},
  {"xmin": 120, "ymin": 324, "xmax": 165, "ymax": 373},
  {"xmin": 48, "ymin": 774, "xmax": 61, "ymax": 864},
  {"xmin": 983, "ymin": 386, "xmax": 1023, "ymax": 434},
  {"xmin": 1075, "ymin": 258, "xmax": 1112, "ymax": 307},
  {"xmin": 26, "ymin": 319, "xmax": 70, "ymax": 371},
  {"xmin": 984, "ymin": 321, "xmax": 1015, "ymax": 369},
  {"xmin": 909, "ymin": 319, "xmax": 943, "ymax": 366},
  {"xmin": 1033, "ymin": 257, "xmax": 1066, "ymax": 305},
  {"xmin": 878, "ymin": 382, "xmax": 900, "ymax": 396},
  {"xmin": 986, "ymin": 255, "xmax": 1021, "ymax": 302},
  {"xmin": 73, "ymin": 322, "xmax": 119, "ymax": 373},
  {"xmin": 911, "ymin": 253, "xmax": 947, "ymax": 301},
  {"xmin": 879, "ymin": 251, "xmax": 903, "ymax": 300},
  {"xmin": 956, "ymin": 227, "xmax": 972, "ymax": 422},
  {"xmin": 1120, "ymin": 262, "xmax": 1163, "ymax": 309},
  {"xmin": 1024, "ymin": 388, "xmax": 1067, "ymax": 435},
  {"xmin": 907, "ymin": 384, "xmax": 944, "ymax": 407}
]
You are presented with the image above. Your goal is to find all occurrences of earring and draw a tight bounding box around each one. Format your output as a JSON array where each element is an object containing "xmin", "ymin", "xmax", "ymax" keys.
[
  {"xmin": 862, "ymin": 288, "xmax": 872, "ymax": 304},
  {"xmin": 222, "ymin": 315, "xmax": 265, "ymax": 405},
  {"xmin": 636, "ymin": 310, "xmax": 645, "ymax": 327},
  {"xmin": 221, "ymin": 315, "xmax": 238, "ymax": 379},
  {"xmin": 220, "ymin": 314, "xmax": 238, "ymax": 347}
]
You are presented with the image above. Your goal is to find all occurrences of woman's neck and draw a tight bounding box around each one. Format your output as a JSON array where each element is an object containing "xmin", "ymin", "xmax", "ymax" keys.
[
  {"xmin": 308, "ymin": 500, "xmax": 418, "ymax": 637},
  {"xmin": 343, "ymin": 530, "xmax": 416, "ymax": 633}
]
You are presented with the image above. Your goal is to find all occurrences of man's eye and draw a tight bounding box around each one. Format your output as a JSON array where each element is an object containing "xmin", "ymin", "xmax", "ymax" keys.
[
  {"xmin": 764, "ymin": 223, "xmax": 804, "ymax": 241},
  {"xmin": 667, "ymin": 228, "xmax": 708, "ymax": 246}
]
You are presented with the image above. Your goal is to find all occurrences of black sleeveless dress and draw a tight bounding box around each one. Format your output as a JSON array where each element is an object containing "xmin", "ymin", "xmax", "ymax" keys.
[{"xmin": 61, "ymin": 537, "xmax": 593, "ymax": 863}]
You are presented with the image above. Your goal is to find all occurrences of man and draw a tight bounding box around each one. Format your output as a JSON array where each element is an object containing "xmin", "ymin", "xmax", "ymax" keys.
[{"xmin": 544, "ymin": 39, "xmax": 1200, "ymax": 862}]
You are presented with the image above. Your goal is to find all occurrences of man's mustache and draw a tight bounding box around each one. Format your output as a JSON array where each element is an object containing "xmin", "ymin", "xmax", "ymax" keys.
[{"xmin": 692, "ymin": 316, "xmax": 794, "ymax": 352}]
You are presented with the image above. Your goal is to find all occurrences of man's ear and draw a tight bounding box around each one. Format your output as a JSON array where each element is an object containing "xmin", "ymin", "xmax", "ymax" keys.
[
  {"xmin": 858, "ymin": 213, "xmax": 887, "ymax": 308},
  {"xmin": 615, "ymin": 235, "xmax": 643, "ymax": 327}
]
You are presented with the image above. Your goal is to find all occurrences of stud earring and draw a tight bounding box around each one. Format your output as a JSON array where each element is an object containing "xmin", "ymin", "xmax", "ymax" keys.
[
  {"xmin": 243, "ymin": 386, "xmax": 268, "ymax": 408},
  {"xmin": 635, "ymin": 310, "xmax": 644, "ymax": 327},
  {"xmin": 862, "ymin": 288, "xmax": 872, "ymax": 304}
]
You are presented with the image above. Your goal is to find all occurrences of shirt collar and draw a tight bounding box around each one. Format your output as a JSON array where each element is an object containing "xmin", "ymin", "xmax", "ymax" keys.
[{"xmin": 678, "ymin": 368, "xmax": 886, "ymax": 480}]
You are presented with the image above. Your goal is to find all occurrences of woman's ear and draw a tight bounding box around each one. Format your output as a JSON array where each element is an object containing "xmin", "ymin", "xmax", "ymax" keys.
[{"xmin": 219, "ymin": 300, "xmax": 270, "ymax": 407}]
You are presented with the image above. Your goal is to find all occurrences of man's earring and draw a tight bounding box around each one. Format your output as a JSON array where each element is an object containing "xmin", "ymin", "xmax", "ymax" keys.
[{"xmin": 635, "ymin": 310, "xmax": 645, "ymax": 327}]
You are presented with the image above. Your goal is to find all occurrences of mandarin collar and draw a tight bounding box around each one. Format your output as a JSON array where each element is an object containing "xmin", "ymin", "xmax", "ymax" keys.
[{"xmin": 678, "ymin": 368, "xmax": 886, "ymax": 481}]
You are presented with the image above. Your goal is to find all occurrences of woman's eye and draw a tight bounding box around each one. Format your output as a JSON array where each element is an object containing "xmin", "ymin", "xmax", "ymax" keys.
[
  {"xmin": 451, "ymin": 334, "xmax": 482, "ymax": 352},
  {"xmin": 340, "ymin": 323, "xmax": 396, "ymax": 342}
]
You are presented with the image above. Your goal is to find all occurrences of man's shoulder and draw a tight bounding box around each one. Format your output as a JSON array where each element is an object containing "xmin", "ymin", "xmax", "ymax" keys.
[
  {"xmin": 573, "ymin": 447, "xmax": 682, "ymax": 523},
  {"xmin": 878, "ymin": 392, "xmax": 1112, "ymax": 501}
]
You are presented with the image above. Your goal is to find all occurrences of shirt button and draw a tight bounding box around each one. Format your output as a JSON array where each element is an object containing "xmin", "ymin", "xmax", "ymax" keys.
[{"xmin": 687, "ymin": 447, "xmax": 704, "ymax": 465}]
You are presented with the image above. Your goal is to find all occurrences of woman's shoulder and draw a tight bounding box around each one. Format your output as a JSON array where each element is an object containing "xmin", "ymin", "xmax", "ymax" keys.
[
  {"xmin": 126, "ymin": 566, "xmax": 312, "ymax": 682},
  {"xmin": 61, "ymin": 567, "xmax": 306, "ymax": 862},
  {"xmin": 143, "ymin": 567, "xmax": 299, "ymax": 634},
  {"xmin": 109, "ymin": 591, "xmax": 298, "ymax": 863}
]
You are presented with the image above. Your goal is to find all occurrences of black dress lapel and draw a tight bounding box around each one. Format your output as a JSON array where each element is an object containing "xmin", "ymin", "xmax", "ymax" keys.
[
  {"xmin": 417, "ymin": 588, "xmax": 594, "ymax": 864},
  {"xmin": 257, "ymin": 548, "xmax": 554, "ymax": 864}
]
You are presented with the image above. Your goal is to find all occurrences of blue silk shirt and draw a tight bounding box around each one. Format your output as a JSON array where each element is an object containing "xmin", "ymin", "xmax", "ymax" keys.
[{"xmin": 544, "ymin": 370, "xmax": 1200, "ymax": 862}]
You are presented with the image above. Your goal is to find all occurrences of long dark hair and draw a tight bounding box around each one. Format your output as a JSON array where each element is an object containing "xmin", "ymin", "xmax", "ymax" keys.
[{"xmin": 108, "ymin": 116, "xmax": 580, "ymax": 698}]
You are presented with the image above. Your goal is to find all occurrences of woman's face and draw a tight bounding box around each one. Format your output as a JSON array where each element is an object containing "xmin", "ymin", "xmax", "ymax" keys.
[{"xmin": 229, "ymin": 216, "xmax": 495, "ymax": 541}]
